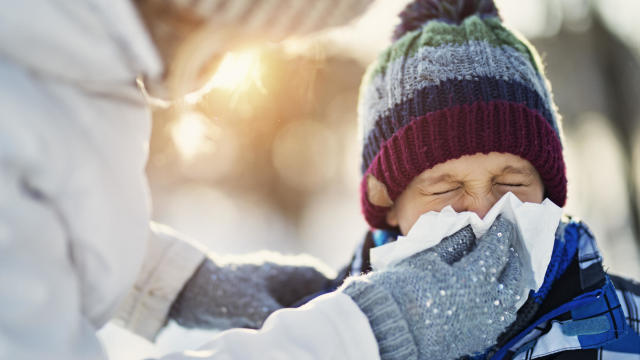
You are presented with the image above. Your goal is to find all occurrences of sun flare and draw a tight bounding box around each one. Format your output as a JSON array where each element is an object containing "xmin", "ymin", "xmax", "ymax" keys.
[
  {"xmin": 184, "ymin": 50, "xmax": 263, "ymax": 104},
  {"xmin": 208, "ymin": 51, "xmax": 262, "ymax": 91}
]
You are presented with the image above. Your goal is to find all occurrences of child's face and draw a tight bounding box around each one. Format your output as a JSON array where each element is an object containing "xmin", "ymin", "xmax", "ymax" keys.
[{"xmin": 387, "ymin": 152, "xmax": 544, "ymax": 235}]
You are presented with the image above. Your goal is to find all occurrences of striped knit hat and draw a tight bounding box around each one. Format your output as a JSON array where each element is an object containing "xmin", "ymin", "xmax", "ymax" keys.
[{"xmin": 359, "ymin": 0, "xmax": 566, "ymax": 229}]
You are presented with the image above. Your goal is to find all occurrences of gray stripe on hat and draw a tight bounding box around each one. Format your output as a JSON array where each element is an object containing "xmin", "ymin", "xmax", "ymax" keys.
[{"xmin": 358, "ymin": 41, "xmax": 556, "ymax": 143}]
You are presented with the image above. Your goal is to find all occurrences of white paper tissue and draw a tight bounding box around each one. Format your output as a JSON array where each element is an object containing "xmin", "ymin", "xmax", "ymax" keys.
[{"xmin": 370, "ymin": 192, "xmax": 562, "ymax": 302}]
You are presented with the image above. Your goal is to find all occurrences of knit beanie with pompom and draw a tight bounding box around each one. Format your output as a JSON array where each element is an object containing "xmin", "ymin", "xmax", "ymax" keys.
[{"xmin": 359, "ymin": 0, "xmax": 566, "ymax": 229}]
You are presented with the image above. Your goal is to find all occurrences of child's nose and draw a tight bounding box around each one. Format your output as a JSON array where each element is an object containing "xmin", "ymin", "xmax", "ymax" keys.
[{"xmin": 458, "ymin": 195, "xmax": 497, "ymax": 219}]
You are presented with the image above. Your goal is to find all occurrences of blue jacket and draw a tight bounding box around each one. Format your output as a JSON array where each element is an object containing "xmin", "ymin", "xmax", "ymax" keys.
[{"xmin": 333, "ymin": 218, "xmax": 640, "ymax": 359}]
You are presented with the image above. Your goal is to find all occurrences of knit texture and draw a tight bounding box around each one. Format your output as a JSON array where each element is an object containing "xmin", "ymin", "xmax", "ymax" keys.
[
  {"xmin": 170, "ymin": 252, "xmax": 332, "ymax": 330},
  {"xmin": 343, "ymin": 216, "xmax": 526, "ymax": 360},
  {"xmin": 342, "ymin": 278, "xmax": 419, "ymax": 360},
  {"xmin": 358, "ymin": 0, "xmax": 566, "ymax": 229},
  {"xmin": 166, "ymin": 0, "xmax": 373, "ymax": 38}
]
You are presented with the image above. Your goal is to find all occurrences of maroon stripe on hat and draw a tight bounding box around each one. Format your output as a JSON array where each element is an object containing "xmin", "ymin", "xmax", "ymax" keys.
[{"xmin": 361, "ymin": 100, "xmax": 566, "ymax": 229}]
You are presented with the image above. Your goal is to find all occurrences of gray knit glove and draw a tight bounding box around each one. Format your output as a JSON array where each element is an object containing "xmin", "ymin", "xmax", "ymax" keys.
[
  {"xmin": 342, "ymin": 216, "xmax": 524, "ymax": 360},
  {"xmin": 169, "ymin": 252, "xmax": 333, "ymax": 330}
]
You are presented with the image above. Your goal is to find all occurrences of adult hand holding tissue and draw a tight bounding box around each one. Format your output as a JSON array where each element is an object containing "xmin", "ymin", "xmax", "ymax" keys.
[
  {"xmin": 342, "ymin": 216, "xmax": 526, "ymax": 360},
  {"xmin": 342, "ymin": 193, "xmax": 563, "ymax": 359}
]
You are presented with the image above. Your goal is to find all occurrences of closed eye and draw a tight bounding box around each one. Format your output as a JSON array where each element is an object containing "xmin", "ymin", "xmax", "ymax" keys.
[
  {"xmin": 430, "ymin": 186, "xmax": 462, "ymax": 195},
  {"xmin": 495, "ymin": 183, "xmax": 525, "ymax": 187}
]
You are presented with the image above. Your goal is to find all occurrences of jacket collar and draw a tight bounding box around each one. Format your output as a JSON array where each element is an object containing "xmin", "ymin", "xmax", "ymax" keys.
[{"xmin": 492, "ymin": 219, "xmax": 632, "ymax": 359}]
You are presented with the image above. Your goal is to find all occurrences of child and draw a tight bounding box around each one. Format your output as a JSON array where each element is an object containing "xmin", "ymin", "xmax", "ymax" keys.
[{"xmin": 332, "ymin": 0, "xmax": 640, "ymax": 358}]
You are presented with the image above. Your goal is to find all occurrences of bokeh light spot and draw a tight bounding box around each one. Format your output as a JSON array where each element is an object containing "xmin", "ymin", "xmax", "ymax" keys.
[{"xmin": 171, "ymin": 111, "xmax": 217, "ymax": 161}]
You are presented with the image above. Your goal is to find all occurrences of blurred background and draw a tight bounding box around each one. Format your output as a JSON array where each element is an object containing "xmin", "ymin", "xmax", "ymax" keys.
[{"xmin": 100, "ymin": 0, "xmax": 640, "ymax": 357}]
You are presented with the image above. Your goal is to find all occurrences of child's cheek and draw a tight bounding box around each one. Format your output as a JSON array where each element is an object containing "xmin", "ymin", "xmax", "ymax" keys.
[
  {"xmin": 432, "ymin": 192, "xmax": 463, "ymax": 211},
  {"xmin": 503, "ymin": 186, "xmax": 544, "ymax": 204},
  {"xmin": 415, "ymin": 194, "xmax": 459, "ymax": 215}
]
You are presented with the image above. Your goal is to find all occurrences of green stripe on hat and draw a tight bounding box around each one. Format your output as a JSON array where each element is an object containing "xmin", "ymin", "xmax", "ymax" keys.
[{"xmin": 368, "ymin": 15, "xmax": 540, "ymax": 82}]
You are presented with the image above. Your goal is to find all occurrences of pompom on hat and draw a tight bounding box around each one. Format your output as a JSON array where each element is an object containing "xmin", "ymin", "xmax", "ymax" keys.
[{"xmin": 358, "ymin": 0, "xmax": 567, "ymax": 229}]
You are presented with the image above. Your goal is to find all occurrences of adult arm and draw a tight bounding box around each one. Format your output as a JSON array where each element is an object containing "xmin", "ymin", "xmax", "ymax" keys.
[
  {"xmin": 149, "ymin": 217, "xmax": 523, "ymax": 360},
  {"xmin": 115, "ymin": 223, "xmax": 334, "ymax": 340},
  {"xmin": 159, "ymin": 292, "xmax": 380, "ymax": 360}
]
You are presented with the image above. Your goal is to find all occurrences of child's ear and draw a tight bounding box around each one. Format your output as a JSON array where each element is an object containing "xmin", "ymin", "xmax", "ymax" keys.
[{"xmin": 366, "ymin": 174, "xmax": 393, "ymax": 207}]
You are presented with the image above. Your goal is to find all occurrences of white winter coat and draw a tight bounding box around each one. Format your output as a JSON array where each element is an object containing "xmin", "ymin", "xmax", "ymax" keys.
[{"xmin": 0, "ymin": 0, "xmax": 378, "ymax": 359}]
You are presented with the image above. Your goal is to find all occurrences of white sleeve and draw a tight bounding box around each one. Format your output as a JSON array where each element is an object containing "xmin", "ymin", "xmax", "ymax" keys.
[
  {"xmin": 159, "ymin": 292, "xmax": 380, "ymax": 360},
  {"xmin": 0, "ymin": 162, "xmax": 105, "ymax": 359},
  {"xmin": 113, "ymin": 222, "xmax": 206, "ymax": 341}
]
